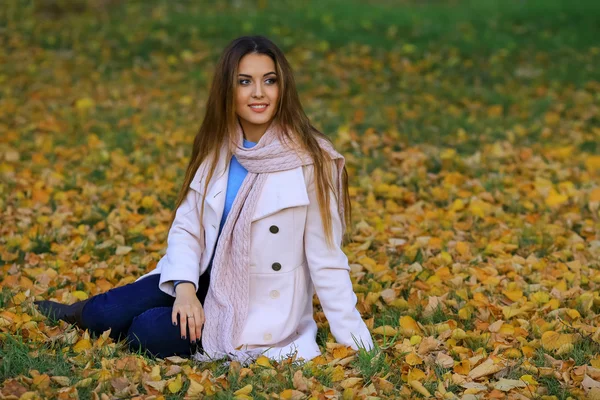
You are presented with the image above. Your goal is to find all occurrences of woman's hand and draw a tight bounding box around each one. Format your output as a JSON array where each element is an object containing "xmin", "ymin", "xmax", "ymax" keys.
[{"xmin": 172, "ymin": 283, "xmax": 205, "ymax": 344}]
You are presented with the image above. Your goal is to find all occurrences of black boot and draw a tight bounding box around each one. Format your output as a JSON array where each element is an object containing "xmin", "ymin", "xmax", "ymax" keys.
[{"xmin": 34, "ymin": 299, "xmax": 90, "ymax": 329}]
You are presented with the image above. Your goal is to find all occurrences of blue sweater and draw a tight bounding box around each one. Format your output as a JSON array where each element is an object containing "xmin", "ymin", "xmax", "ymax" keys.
[{"xmin": 173, "ymin": 138, "xmax": 257, "ymax": 290}]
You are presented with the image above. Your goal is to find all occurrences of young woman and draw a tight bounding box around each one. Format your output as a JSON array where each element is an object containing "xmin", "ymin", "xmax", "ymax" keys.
[{"xmin": 35, "ymin": 35, "xmax": 374, "ymax": 364}]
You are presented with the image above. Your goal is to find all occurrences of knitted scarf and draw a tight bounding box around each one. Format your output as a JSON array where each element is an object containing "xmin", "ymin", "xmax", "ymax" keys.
[{"xmin": 193, "ymin": 120, "xmax": 345, "ymax": 365}]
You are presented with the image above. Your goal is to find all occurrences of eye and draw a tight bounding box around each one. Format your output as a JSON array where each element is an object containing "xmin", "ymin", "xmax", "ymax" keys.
[
  {"xmin": 239, "ymin": 79, "xmax": 250, "ymax": 85},
  {"xmin": 265, "ymin": 78, "xmax": 277, "ymax": 84}
]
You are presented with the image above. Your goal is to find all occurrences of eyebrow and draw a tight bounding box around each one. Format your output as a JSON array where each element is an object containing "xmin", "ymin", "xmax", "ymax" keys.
[{"xmin": 238, "ymin": 72, "xmax": 277, "ymax": 78}]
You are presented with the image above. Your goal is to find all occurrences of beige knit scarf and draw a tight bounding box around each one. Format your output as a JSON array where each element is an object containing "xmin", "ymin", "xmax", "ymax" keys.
[{"xmin": 193, "ymin": 120, "xmax": 345, "ymax": 365}]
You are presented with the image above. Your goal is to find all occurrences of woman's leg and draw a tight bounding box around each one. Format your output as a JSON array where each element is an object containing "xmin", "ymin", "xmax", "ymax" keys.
[
  {"xmin": 36, "ymin": 270, "xmax": 211, "ymax": 352},
  {"xmin": 126, "ymin": 306, "xmax": 203, "ymax": 358},
  {"xmin": 80, "ymin": 274, "xmax": 175, "ymax": 340},
  {"xmin": 82, "ymin": 272, "xmax": 211, "ymax": 341}
]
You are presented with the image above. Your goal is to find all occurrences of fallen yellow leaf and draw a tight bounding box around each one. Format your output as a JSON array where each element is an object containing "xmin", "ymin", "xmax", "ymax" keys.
[
  {"xmin": 233, "ymin": 384, "xmax": 253, "ymax": 396},
  {"xmin": 399, "ymin": 315, "xmax": 421, "ymax": 336},
  {"xmin": 255, "ymin": 355, "xmax": 273, "ymax": 368},
  {"xmin": 541, "ymin": 331, "xmax": 573, "ymax": 351},
  {"xmin": 73, "ymin": 339, "xmax": 92, "ymax": 353},
  {"xmin": 406, "ymin": 352, "xmax": 423, "ymax": 366},
  {"xmin": 167, "ymin": 374, "xmax": 183, "ymax": 394},
  {"xmin": 372, "ymin": 325, "xmax": 398, "ymax": 336},
  {"xmin": 409, "ymin": 380, "xmax": 431, "ymax": 397}
]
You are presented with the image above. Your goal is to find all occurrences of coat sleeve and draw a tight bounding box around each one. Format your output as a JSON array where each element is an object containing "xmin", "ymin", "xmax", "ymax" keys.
[
  {"xmin": 158, "ymin": 186, "xmax": 205, "ymax": 297},
  {"xmin": 302, "ymin": 163, "xmax": 374, "ymax": 351}
]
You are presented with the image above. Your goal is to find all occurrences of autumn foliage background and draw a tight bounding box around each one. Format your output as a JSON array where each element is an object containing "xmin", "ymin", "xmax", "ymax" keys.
[{"xmin": 2, "ymin": 0, "xmax": 600, "ymax": 399}]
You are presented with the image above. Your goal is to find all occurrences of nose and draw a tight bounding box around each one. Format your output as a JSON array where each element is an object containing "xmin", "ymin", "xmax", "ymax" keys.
[{"xmin": 252, "ymin": 82, "xmax": 264, "ymax": 98}]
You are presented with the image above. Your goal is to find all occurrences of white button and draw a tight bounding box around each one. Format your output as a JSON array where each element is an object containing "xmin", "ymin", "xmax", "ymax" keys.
[
  {"xmin": 269, "ymin": 290, "xmax": 280, "ymax": 299},
  {"xmin": 263, "ymin": 333, "xmax": 272, "ymax": 341}
]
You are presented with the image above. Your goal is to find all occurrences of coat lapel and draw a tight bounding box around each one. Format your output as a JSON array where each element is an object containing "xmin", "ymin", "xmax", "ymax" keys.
[{"xmin": 189, "ymin": 144, "xmax": 230, "ymax": 222}]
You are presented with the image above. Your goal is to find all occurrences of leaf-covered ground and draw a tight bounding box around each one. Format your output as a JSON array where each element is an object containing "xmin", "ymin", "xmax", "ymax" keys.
[{"xmin": 1, "ymin": 0, "xmax": 600, "ymax": 399}]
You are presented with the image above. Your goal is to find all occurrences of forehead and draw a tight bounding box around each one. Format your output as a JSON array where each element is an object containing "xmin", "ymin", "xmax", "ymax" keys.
[{"xmin": 238, "ymin": 53, "xmax": 276, "ymax": 74}]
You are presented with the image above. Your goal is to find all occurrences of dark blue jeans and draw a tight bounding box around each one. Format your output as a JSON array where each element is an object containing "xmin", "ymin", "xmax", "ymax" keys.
[{"xmin": 80, "ymin": 272, "xmax": 210, "ymax": 359}]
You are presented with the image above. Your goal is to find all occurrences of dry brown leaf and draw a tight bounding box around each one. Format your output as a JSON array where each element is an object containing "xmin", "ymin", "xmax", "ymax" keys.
[
  {"xmin": 292, "ymin": 370, "xmax": 309, "ymax": 392},
  {"xmin": 417, "ymin": 336, "xmax": 440, "ymax": 355},
  {"xmin": 493, "ymin": 378, "xmax": 527, "ymax": 392},
  {"xmin": 164, "ymin": 355, "xmax": 188, "ymax": 364},
  {"xmin": 145, "ymin": 379, "xmax": 167, "ymax": 393},
  {"xmin": 340, "ymin": 377, "xmax": 363, "ymax": 389},
  {"xmin": 435, "ymin": 352, "xmax": 454, "ymax": 368},
  {"xmin": 186, "ymin": 379, "xmax": 205, "ymax": 397},
  {"xmin": 468, "ymin": 358, "xmax": 506, "ymax": 380}
]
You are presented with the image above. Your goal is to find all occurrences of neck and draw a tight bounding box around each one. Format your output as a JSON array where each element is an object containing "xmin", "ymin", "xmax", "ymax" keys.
[{"xmin": 239, "ymin": 119, "xmax": 272, "ymax": 143}]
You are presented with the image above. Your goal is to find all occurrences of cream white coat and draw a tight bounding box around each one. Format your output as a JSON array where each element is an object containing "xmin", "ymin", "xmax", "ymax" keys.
[{"xmin": 135, "ymin": 145, "xmax": 374, "ymax": 362}]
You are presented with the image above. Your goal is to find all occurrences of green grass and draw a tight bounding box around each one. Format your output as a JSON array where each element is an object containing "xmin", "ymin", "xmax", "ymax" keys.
[
  {"xmin": 0, "ymin": 332, "xmax": 74, "ymax": 381},
  {"xmin": 538, "ymin": 375, "xmax": 575, "ymax": 400},
  {"xmin": 3, "ymin": 0, "xmax": 600, "ymax": 156},
  {"xmin": 8, "ymin": 0, "xmax": 600, "ymax": 61},
  {"xmin": 557, "ymin": 334, "xmax": 600, "ymax": 366},
  {"xmin": 351, "ymin": 344, "xmax": 391, "ymax": 386}
]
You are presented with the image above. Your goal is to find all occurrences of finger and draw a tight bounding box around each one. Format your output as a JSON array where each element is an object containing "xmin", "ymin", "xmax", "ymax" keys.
[
  {"xmin": 179, "ymin": 309, "xmax": 188, "ymax": 340},
  {"xmin": 172, "ymin": 308, "xmax": 178, "ymax": 326},
  {"xmin": 188, "ymin": 312, "xmax": 197, "ymax": 343},
  {"xmin": 194, "ymin": 308, "xmax": 203, "ymax": 341}
]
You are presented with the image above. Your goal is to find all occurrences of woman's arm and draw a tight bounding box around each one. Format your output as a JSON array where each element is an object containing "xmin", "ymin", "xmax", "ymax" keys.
[
  {"xmin": 303, "ymin": 163, "xmax": 374, "ymax": 351},
  {"xmin": 158, "ymin": 187, "xmax": 205, "ymax": 297}
]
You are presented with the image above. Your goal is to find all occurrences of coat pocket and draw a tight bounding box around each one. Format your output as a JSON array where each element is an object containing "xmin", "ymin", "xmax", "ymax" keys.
[{"xmin": 237, "ymin": 263, "xmax": 310, "ymax": 348}]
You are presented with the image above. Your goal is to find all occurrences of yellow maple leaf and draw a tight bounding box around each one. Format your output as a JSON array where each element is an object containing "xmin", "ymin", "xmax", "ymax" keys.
[
  {"xmin": 399, "ymin": 316, "xmax": 421, "ymax": 336},
  {"xmin": 545, "ymin": 190, "xmax": 568, "ymax": 207},
  {"xmin": 502, "ymin": 289, "xmax": 523, "ymax": 302},
  {"xmin": 167, "ymin": 374, "xmax": 183, "ymax": 394},
  {"xmin": 455, "ymin": 241, "xmax": 470, "ymax": 256},
  {"xmin": 32, "ymin": 373, "xmax": 51, "ymax": 389},
  {"xmin": 585, "ymin": 155, "xmax": 600, "ymax": 172},
  {"xmin": 407, "ymin": 367, "xmax": 426, "ymax": 381},
  {"xmin": 590, "ymin": 188, "xmax": 600, "ymax": 202},
  {"xmin": 530, "ymin": 291, "xmax": 550, "ymax": 304},
  {"xmin": 372, "ymin": 325, "xmax": 398, "ymax": 336},
  {"xmin": 186, "ymin": 379, "xmax": 204, "ymax": 397},
  {"xmin": 75, "ymin": 97, "xmax": 95, "ymax": 111},
  {"xmin": 405, "ymin": 352, "xmax": 423, "ymax": 366},
  {"xmin": 255, "ymin": 355, "xmax": 273, "ymax": 368},
  {"xmin": 331, "ymin": 365, "xmax": 345, "ymax": 382},
  {"xmin": 73, "ymin": 339, "xmax": 92, "ymax": 353},
  {"xmin": 520, "ymin": 375, "xmax": 538, "ymax": 386},
  {"xmin": 409, "ymin": 380, "xmax": 431, "ymax": 397},
  {"xmin": 150, "ymin": 365, "xmax": 161, "ymax": 381},
  {"xmin": 71, "ymin": 291, "xmax": 89, "ymax": 301},
  {"xmin": 454, "ymin": 360, "xmax": 471, "ymax": 375},
  {"xmin": 233, "ymin": 384, "xmax": 253, "ymax": 396},
  {"xmin": 541, "ymin": 331, "xmax": 573, "ymax": 351}
]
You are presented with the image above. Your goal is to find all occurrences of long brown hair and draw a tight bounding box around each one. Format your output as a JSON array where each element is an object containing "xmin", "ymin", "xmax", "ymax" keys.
[{"xmin": 169, "ymin": 35, "xmax": 351, "ymax": 247}]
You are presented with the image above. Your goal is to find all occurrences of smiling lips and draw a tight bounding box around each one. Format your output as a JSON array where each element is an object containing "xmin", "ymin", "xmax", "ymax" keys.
[{"xmin": 249, "ymin": 103, "xmax": 269, "ymax": 113}]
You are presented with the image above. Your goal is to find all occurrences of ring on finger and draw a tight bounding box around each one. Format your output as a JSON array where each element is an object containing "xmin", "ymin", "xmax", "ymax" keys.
[{"xmin": 187, "ymin": 314, "xmax": 194, "ymax": 318}]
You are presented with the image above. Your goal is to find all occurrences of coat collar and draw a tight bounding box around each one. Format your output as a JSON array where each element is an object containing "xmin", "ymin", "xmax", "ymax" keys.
[
  {"xmin": 189, "ymin": 143, "xmax": 229, "ymax": 219},
  {"xmin": 188, "ymin": 143, "xmax": 310, "ymax": 222}
]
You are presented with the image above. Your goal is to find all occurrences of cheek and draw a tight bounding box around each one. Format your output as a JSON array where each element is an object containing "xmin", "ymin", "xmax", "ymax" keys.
[
  {"xmin": 235, "ymin": 89, "xmax": 249, "ymax": 111},
  {"xmin": 270, "ymin": 86, "xmax": 280, "ymax": 101}
]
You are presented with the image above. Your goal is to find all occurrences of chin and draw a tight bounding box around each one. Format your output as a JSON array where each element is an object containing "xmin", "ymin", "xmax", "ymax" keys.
[{"xmin": 242, "ymin": 114, "xmax": 273, "ymax": 126}]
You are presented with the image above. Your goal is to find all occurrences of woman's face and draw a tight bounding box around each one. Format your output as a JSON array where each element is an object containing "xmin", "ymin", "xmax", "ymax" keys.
[{"xmin": 235, "ymin": 53, "xmax": 280, "ymax": 134}]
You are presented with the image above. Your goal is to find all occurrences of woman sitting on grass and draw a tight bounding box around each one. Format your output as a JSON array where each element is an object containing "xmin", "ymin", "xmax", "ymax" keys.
[{"xmin": 35, "ymin": 35, "xmax": 374, "ymax": 364}]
